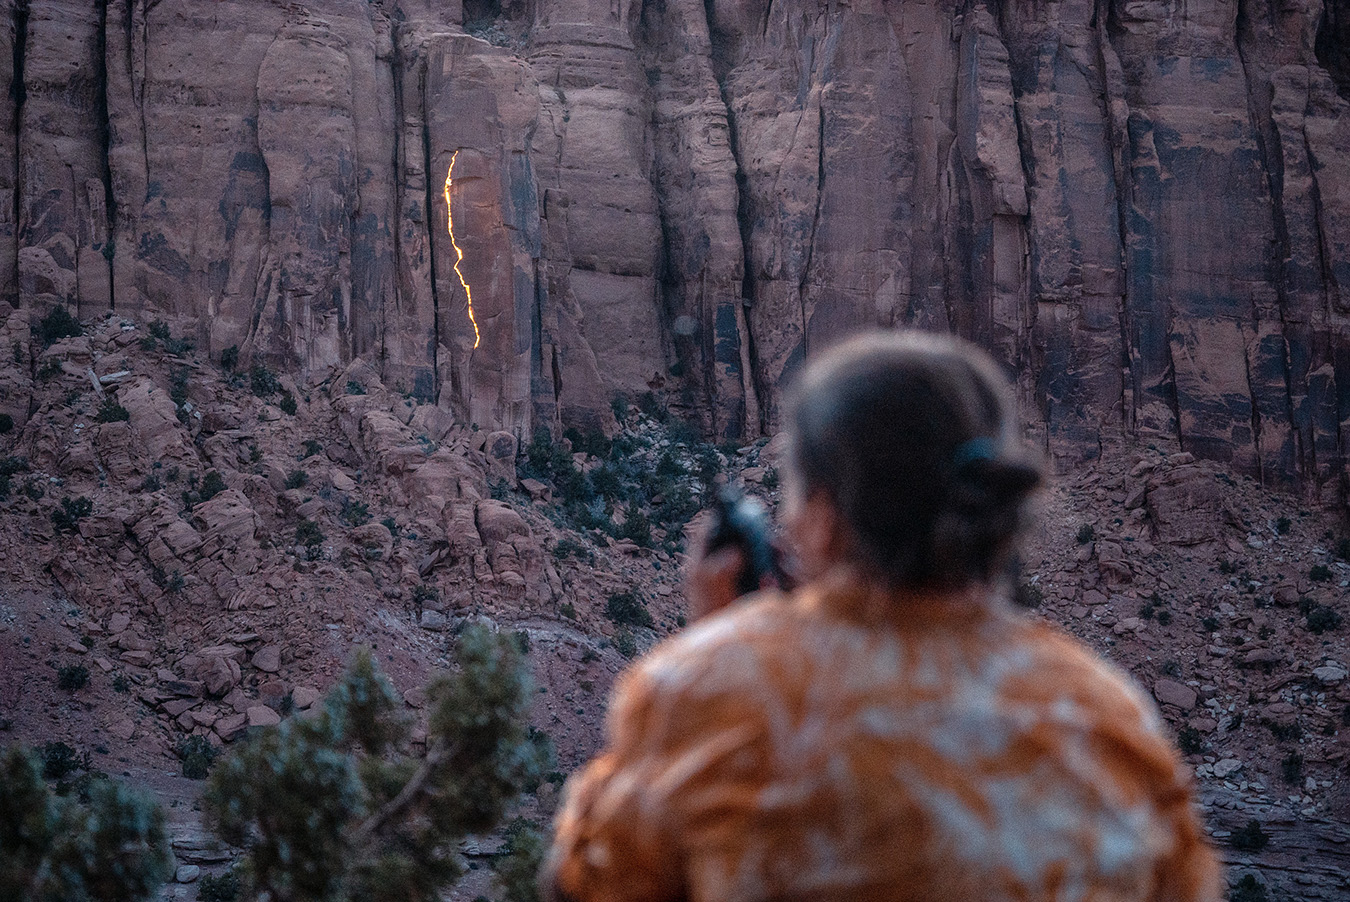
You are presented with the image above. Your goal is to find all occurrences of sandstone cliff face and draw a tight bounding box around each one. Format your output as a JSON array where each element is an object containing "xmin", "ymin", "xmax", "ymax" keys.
[{"xmin": 0, "ymin": 0, "xmax": 1349, "ymax": 490}]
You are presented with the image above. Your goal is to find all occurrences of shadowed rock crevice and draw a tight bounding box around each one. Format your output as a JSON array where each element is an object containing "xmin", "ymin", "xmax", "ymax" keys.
[
  {"xmin": 4, "ymin": 0, "xmax": 27, "ymax": 311},
  {"xmin": 1316, "ymin": 0, "xmax": 1350, "ymax": 100}
]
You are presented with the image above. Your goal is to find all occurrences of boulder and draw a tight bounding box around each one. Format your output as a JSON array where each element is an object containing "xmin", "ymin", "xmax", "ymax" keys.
[
  {"xmin": 292, "ymin": 686, "xmax": 322, "ymax": 710},
  {"xmin": 213, "ymin": 713, "xmax": 249, "ymax": 742},
  {"xmin": 247, "ymin": 705, "xmax": 281, "ymax": 728},
  {"xmin": 1153, "ymin": 679, "xmax": 1197, "ymax": 711},
  {"xmin": 1314, "ymin": 664, "xmax": 1348, "ymax": 685},
  {"xmin": 251, "ymin": 645, "xmax": 282, "ymax": 673},
  {"xmin": 1145, "ymin": 466, "xmax": 1238, "ymax": 546}
]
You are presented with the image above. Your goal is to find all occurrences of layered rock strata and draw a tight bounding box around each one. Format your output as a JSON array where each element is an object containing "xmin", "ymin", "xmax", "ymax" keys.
[{"xmin": 0, "ymin": 0, "xmax": 1349, "ymax": 490}]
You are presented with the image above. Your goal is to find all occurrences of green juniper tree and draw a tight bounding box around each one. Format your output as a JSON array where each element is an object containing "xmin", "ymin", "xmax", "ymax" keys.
[
  {"xmin": 203, "ymin": 624, "xmax": 542, "ymax": 902},
  {"xmin": 0, "ymin": 746, "xmax": 171, "ymax": 901}
]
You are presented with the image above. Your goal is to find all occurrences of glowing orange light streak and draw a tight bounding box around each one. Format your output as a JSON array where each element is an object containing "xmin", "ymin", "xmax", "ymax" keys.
[{"xmin": 444, "ymin": 151, "xmax": 481, "ymax": 349}]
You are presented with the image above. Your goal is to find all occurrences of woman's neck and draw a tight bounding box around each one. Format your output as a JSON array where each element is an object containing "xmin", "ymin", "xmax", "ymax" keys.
[{"xmin": 800, "ymin": 565, "xmax": 1001, "ymax": 628}]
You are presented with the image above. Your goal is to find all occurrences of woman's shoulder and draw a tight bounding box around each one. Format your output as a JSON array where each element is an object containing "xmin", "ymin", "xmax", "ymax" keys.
[
  {"xmin": 1003, "ymin": 612, "xmax": 1169, "ymax": 738},
  {"xmin": 630, "ymin": 590, "xmax": 799, "ymax": 693},
  {"xmin": 601, "ymin": 592, "xmax": 803, "ymax": 750}
]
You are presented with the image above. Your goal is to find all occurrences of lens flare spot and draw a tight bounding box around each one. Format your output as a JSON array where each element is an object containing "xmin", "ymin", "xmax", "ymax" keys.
[{"xmin": 444, "ymin": 151, "xmax": 481, "ymax": 349}]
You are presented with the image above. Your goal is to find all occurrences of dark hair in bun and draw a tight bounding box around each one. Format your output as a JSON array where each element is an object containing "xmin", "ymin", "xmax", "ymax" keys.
[{"xmin": 787, "ymin": 330, "xmax": 1043, "ymax": 590}]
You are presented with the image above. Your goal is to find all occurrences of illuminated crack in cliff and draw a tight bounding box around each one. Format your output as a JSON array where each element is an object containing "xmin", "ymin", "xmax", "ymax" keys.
[{"xmin": 444, "ymin": 151, "xmax": 481, "ymax": 349}]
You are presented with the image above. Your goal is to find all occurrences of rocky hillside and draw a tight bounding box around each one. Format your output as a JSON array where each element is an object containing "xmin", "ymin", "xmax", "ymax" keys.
[
  {"xmin": 0, "ymin": 310, "xmax": 718, "ymax": 773},
  {"xmin": 0, "ymin": 0, "xmax": 1348, "ymax": 490},
  {"xmin": 0, "ymin": 309, "xmax": 1348, "ymax": 899}
]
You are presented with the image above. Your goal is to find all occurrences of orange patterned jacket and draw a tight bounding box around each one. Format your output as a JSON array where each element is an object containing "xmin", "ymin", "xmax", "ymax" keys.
[{"xmin": 546, "ymin": 575, "xmax": 1221, "ymax": 902}]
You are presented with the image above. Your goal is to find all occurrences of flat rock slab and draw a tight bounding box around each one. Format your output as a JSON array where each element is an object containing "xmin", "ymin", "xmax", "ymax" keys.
[
  {"xmin": 247, "ymin": 705, "xmax": 281, "ymax": 728},
  {"xmin": 1153, "ymin": 678, "xmax": 1197, "ymax": 710}
]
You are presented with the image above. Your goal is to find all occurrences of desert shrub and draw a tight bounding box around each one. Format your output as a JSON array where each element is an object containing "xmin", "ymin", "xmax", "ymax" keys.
[
  {"xmin": 651, "ymin": 485, "xmax": 698, "ymax": 532},
  {"xmin": 762, "ymin": 466, "xmax": 780, "ymax": 490},
  {"xmin": 345, "ymin": 380, "xmax": 366, "ymax": 396},
  {"xmin": 0, "ymin": 745, "xmax": 171, "ymax": 900},
  {"xmin": 1229, "ymin": 874, "xmax": 1268, "ymax": 902},
  {"xmin": 524, "ymin": 427, "xmax": 563, "ymax": 476},
  {"xmin": 1074, "ymin": 523, "xmax": 1095, "ymax": 545},
  {"xmin": 284, "ymin": 469, "xmax": 308, "ymax": 490},
  {"xmin": 617, "ymin": 506, "xmax": 652, "ymax": 547},
  {"xmin": 170, "ymin": 367, "xmax": 191, "ymax": 410},
  {"xmin": 1310, "ymin": 563, "xmax": 1333, "ymax": 582},
  {"xmin": 161, "ymin": 570, "xmax": 185, "ymax": 594},
  {"xmin": 143, "ymin": 319, "xmax": 190, "ymax": 355},
  {"xmin": 563, "ymin": 426, "xmax": 610, "ymax": 459},
  {"xmin": 589, "ymin": 464, "xmax": 624, "ymax": 501},
  {"xmin": 604, "ymin": 591, "xmax": 653, "ymax": 629},
  {"xmin": 56, "ymin": 664, "xmax": 89, "ymax": 691},
  {"xmin": 555, "ymin": 466, "xmax": 592, "ymax": 505},
  {"xmin": 513, "ymin": 630, "xmax": 531, "ymax": 655},
  {"xmin": 1014, "ymin": 582, "xmax": 1044, "ymax": 609},
  {"xmin": 220, "ymin": 345, "xmax": 239, "ymax": 372},
  {"xmin": 302, "ymin": 439, "xmax": 324, "ymax": 458},
  {"xmin": 1229, "ymin": 819, "xmax": 1269, "ymax": 852},
  {"xmin": 559, "ymin": 602, "xmax": 578, "ymax": 620},
  {"xmin": 1176, "ymin": 726, "xmax": 1204, "ymax": 755},
  {"xmin": 36, "ymin": 306, "xmax": 82, "ymax": 346},
  {"xmin": 197, "ymin": 869, "xmax": 241, "ymax": 902},
  {"xmin": 177, "ymin": 735, "xmax": 220, "ymax": 780},
  {"xmin": 1301, "ymin": 601, "xmax": 1342, "ymax": 634},
  {"xmin": 1275, "ymin": 517, "xmax": 1292, "ymax": 535},
  {"xmin": 39, "ymin": 742, "xmax": 88, "ymax": 780},
  {"xmin": 411, "ymin": 584, "xmax": 438, "ymax": 610},
  {"xmin": 296, "ymin": 519, "xmax": 324, "ymax": 549},
  {"xmin": 0, "ymin": 457, "xmax": 28, "ymax": 502},
  {"xmin": 1281, "ymin": 751, "xmax": 1304, "ymax": 785},
  {"xmin": 250, "ymin": 364, "xmax": 281, "ymax": 397},
  {"xmin": 694, "ymin": 445, "xmax": 722, "ymax": 486},
  {"xmin": 610, "ymin": 393, "xmax": 629, "ymax": 423},
  {"xmin": 199, "ymin": 470, "xmax": 227, "ymax": 504},
  {"xmin": 494, "ymin": 817, "xmax": 545, "ymax": 902},
  {"xmin": 202, "ymin": 627, "xmax": 540, "ymax": 902},
  {"xmin": 0, "ymin": 413, "xmax": 12, "ymax": 434},
  {"xmin": 1266, "ymin": 719, "xmax": 1302, "ymax": 742},
  {"xmin": 278, "ymin": 392, "xmax": 298, "ymax": 416},
  {"xmin": 112, "ymin": 674, "xmax": 130, "ymax": 693},
  {"xmin": 96, "ymin": 396, "xmax": 130, "ymax": 423},
  {"xmin": 612, "ymin": 628, "xmax": 638, "ymax": 659},
  {"xmin": 51, "ymin": 496, "xmax": 92, "ymax": 533},
  {"xmin": 341, "ymin": 497, "xmax": 371, "ymax": 527},
  {"xmin": 139, "ymin": 473, "xmax": 162, "ymax": 492},
  {"xmin": 552, "ymin": 537, "xmax": 586, "ymax": 560},
  {"xmin": 638, "ymin": 391, "xmax": 664, "ymax": 420}
]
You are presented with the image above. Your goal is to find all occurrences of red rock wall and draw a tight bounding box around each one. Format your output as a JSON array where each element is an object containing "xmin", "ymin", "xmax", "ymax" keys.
[{"xmin": 1, "ymin": 0, "xmax": 1348, "ymax": 491}]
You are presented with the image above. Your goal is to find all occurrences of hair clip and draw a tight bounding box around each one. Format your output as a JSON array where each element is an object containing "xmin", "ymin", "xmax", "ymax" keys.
[{"xmin": 951, "ymin": 436, "xmax": 997, "ymax": 468}]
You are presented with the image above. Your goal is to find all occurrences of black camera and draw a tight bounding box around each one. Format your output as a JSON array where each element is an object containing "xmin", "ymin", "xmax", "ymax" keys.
[{"xmin": 704, "ymin": 487, "xmax": 781, "ymax": 597}]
